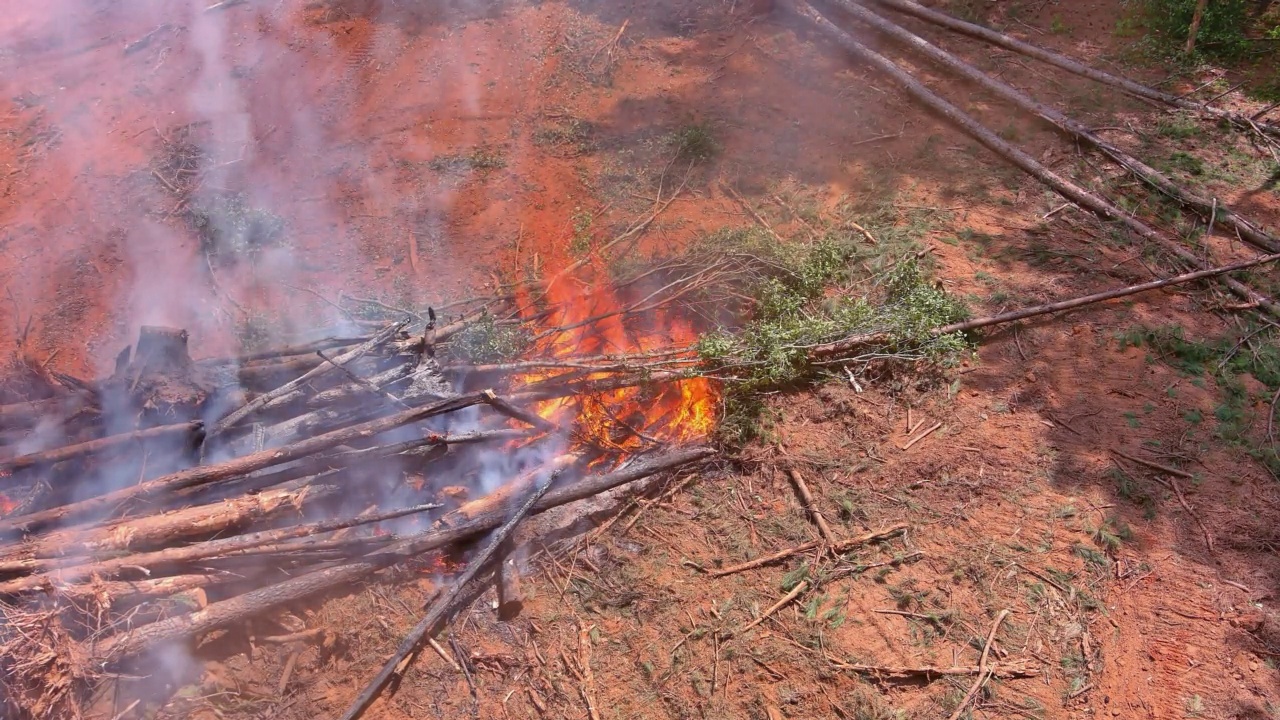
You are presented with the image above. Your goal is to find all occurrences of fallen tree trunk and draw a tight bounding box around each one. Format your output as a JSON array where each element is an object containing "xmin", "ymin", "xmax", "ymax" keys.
[
  {"xmin": 0, "ymin": 393, "xmax": 487, "ymax": 538},
  {"xmin": 0, "ymin": 484, "xmax": 338, "ymax": 562},
  {"xmin": 0, "ymin": 421, "xmax": 202, "ymax": 473},
  {"xmin": 810, "ymin": 251, "xmax": 1280, "ymax": 359},
  {"xmin": 209, "ymin": 322, "xmax": 406, "ymax": 438},
  {"xmin": 835, "ymin": 0, "xmax": 1280, "ymax": 255},
  {"xmin": 867, "ymin": 0, "xmax": 1280, "ymax": 136},
  {"xmin": 794, "ymin": 0, "xmax": 1280, "ymax": 319},
  {"xmin": 96, "ymin": 445, "xmax": 714, "ymax": 661},
  {"xmin": 305, "ymin": 363, "xmax": 414, "ymax": 409},
  {"xmin": 196, "ymin": 336, "xmax": 371, "ymax": 367},
  {"xmin": 338, "ymin": 459, "xmax": 555, "ymax": 720},
  {"xmin": 0, "ymin": 397, "xmax": 84, "ymax": 432},
  {"xmin": 0, "ymin": 502, "xmax": 442, "ymax": 594},
  {"xmin": 56, "ymin": 573, "xmax": 225, "ymax": 603}
]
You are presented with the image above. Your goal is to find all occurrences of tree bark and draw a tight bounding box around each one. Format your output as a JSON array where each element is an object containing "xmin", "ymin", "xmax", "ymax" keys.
[
  {"xmin": 867, "ymin": 0, "xmax": 1280, "ymax": 136},
  {"xmin": 95, "ymin": 446, "xmax": 713, "ymax": 661},
  {"xmin": 0, "ymin": 502, "xmax": 441, "ymax": 594},
  {"xmin": 1185, "ymin": 0, "xmax": 1210, "ymax": 54},
  {"xmin": 209, "ymin": 322, "xmax": 406, "ymax": 438},
  {"xmin": 834, "ymin": 0, "xmax": 1280, "ymax": 255},
  {"xmin": 0, "ymin": 393, "xmax": 486, "ymax": 538},
  {"xmin": 0, "ymin": 421, "xmax": 202, "ymax": 473},
  {"xmin": 337, "ymin": 464, "xmax": 555, "ymax": 720},
  {"xmin": 793, "ymin": 0, "xmax": 1280, "ymax": 320},
  {"xmin": 0, "ymin": 484, "xmax": 337, "ymax": 563},
  {"xmin": 0, "ymin": 397, "xmax": 83, "ymax": 432}
]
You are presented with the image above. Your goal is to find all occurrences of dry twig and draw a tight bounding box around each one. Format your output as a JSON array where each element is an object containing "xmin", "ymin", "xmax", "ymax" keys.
[{"xmin": 946, "ymin": 609, "xmax": 1010, "ymax": 720}]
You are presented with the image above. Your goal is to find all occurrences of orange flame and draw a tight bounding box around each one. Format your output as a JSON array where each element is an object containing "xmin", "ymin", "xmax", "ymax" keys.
[
  {"xmin": 0, "ymin": 493, "xmax": 15, "ymax": 516},
  {"xmin": 513, "ymin": 258, "xmax": 718, "ymax": 450}
]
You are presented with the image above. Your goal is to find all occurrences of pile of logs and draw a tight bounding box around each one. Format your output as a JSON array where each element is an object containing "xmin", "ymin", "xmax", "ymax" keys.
[{"xmin": 0, "ymin": 313, "xmax": 715, "ymax": 718}]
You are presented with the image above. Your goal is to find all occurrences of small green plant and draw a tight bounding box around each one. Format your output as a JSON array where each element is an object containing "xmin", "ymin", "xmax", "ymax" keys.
[
  {"xmin": 1167, "ymin": 151, "xmax": 1206, "ymax": 176},
  {"xmin": 1109, "ymin": 465, "xmax": 1155, "ymax": 515},
  {"xmin": 1049, "ymin": 15, "xmax": 1070, "ymax": 34},
  {"xmin": 569, "ymin": 206, "xmax": 594, "ymax": 256},
  {"xmin": 1122, "ymin": 323, "xmax": 1280, "ymax": 478},
  {"xmin": 781, "ymin": 562, "xmax": 810, "ymax": 591},
  {"xmin": 1155, "ymin": 114, "xmax": 1202, "ymax": 140},
  {"xmin": 1073, "ymin": 542, "xmax": 1110, "ymax": 567},
  {"xmin": 1093, "ymin": 515, "xmax": 1134, "ymax": 553},
  {"xmin": 670, "ymin": 121, "xmax": 719, "ymax": 161},
  {"xmin": 1185, "ymin": 694, "xmax": 1205, "ymax": 717},
  {"xmin": 449, "ymin": 312, "xmax": 531, "ymax": 363}
]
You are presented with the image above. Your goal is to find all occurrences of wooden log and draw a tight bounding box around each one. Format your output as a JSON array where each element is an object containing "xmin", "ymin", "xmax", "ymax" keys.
[
  {"xmin": 0, "ymin": 421, "xmax": 202, "ymax": 473},
  {"xmin": 808, "ymin": 252, "xmax": 1280, "ymax": 359},
  {"xmin": 305, "ymin": 363, "xmax": 413, "ymax": 409},
  {"xmin": 1, "ymin": 484, "xmax": 337, "ymax": 563},
  {"xmin": 867, "ymin": 0, "xmax": 1280, "ymax": 136},
  {"xmin": 0, "ymin": 393, "xmax": 487, "ymax": 538},
  {"xmin": 95, "ymin": 446, "xmax": 714, "ymax": 661},
  {"xmin": 833, "ymin": 0, "xmax": 1280, "ymax": 255},
  {"xmin": 183, "ymin": 427, "xmax": 519, "ymax": 505},
  {"xmin": 337, "ymin": 465, "xmax": 555, "ymax": 720},
  {"xmin": 833, "ymin": 661, "xmax": 1039, "ymax": 680},
  {"xmin": 209, "ymin": 322, "xmax": 406, "ymax": 437},
  {"xmin": 496, "ymin": 552, "xmax": 524, "ymax": 621},
  {"xmin": 434, "ymin": 453, "xmax": 579, "ymax": 527},
  {"xmin": 709, "ymin": 524, "xmax": 907, "ymax": 577},
  {"xmin": 0, "ymin": 397, "xmax": 83, "ymax": 431},
  {"xmin": 793, "ymin": 0, "xmax": 1280, "ymax": 318},
  {"xmin": 0, "ymin": 502, "xmax": 441, "ymax": 594},
  {"xmin": 55, "ymin": 573, "xmax": 223, "ymax": 603},
  {"xmin": 196, "ymin": 336, "xmax": 371, "ymax": 367},
  {"xmin": 482, "ymin": 390, "xmax": 558, "ymax": 432}
]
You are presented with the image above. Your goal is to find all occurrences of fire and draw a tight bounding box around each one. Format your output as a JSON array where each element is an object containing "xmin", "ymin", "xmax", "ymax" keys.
[
  {"xmin": 512, "ymin": 257, "xmax": 718, "ymax": 450},
  {"xmin": 0, "ymin": 492, "xmax": 15, "ymax": 516}
]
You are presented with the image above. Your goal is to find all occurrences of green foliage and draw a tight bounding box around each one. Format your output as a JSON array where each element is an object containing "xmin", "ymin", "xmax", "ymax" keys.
[
  {"xmin": 1166, "ymin": 151, "xmax": 1206, "ymax": 176},
  {"xmin": 449, "ymin": 312, "xmax": 531, "ymax": 363},
  {"xmin": 1136, "ymin": 0, "xmax": 1253, "ymax": 60},
  {"xmin": 1155, "ymin": 114, "xmax": 1203, "ymax": 140},
  {"xmin": 1121, "ymin": 324, "xmax": 1280, "ymax": 477},
  {"xmin": 781, "ymin": 562, "xmax": 810, "ymax": 592},
  {"xmin": 1094, "ymin": 515, "xmax": 1134, "ymax": 553},
  {"xmin": 669, "ymin": 121, "xmax": 719, "ymax": 161},
  {"xmin": 689, "ymin": 221, "xmax": 968, "ymax": 445}
]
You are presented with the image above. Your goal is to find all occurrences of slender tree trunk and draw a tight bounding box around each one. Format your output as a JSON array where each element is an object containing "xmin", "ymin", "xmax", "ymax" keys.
[
  {"xmin": 791, "ymin": 0, "xmax": 1280, "ymax": 320},
  {"xmin": 832, "ymin": 0, "xmax": 1280, "ymax": 254},
  {"xmin": 1185, "ymin": 0, "xmax": 1211, "ymax": 54},
  {"xmin": 810, "ymin": 253, "xmax": 1280, "ymax": 359},
  {"xmin": 866, "ymin": 0, "xmax": 1280, "ymax": 135}
]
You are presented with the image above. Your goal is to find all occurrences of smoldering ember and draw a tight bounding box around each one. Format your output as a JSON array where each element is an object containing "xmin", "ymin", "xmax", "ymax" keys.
[{"xmin": 1, "ymin": 1, "xmax": 1280, "ymax": 719}]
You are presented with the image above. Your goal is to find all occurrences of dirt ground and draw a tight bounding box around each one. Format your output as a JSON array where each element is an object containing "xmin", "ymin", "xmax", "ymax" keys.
[{"xmin": 3, "ymin": 0, "xmax": 1280, "ymax": 718}]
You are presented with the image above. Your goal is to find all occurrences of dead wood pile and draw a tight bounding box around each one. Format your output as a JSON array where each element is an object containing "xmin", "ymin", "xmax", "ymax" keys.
[{"xmin": 0, "ymin": 304, "xmax": 716, "ymax": 718}]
